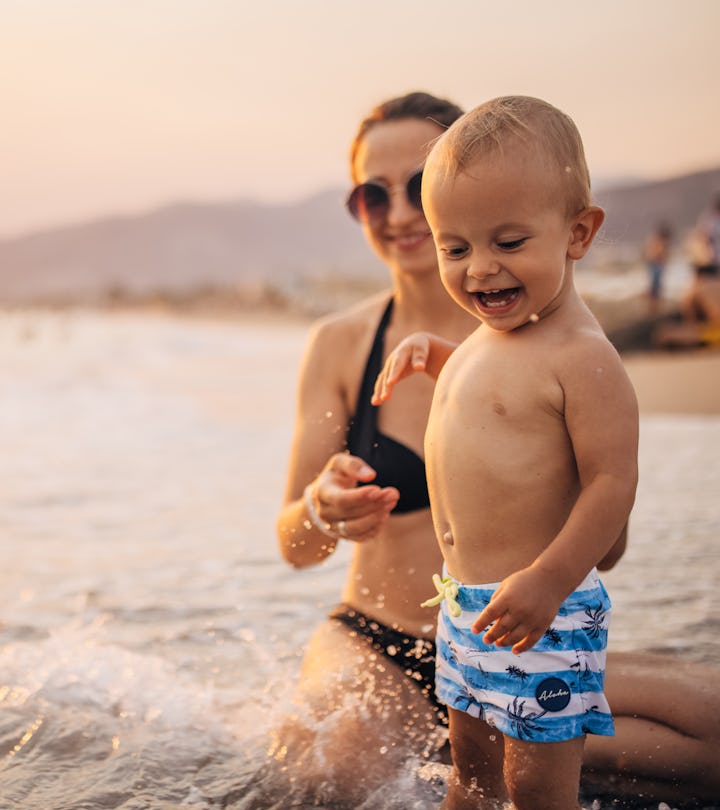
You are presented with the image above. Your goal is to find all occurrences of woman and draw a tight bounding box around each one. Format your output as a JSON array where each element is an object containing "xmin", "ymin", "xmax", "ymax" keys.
[{"xmin": 275, "ymin": 92, "xmax": 720, "ymax": 805}]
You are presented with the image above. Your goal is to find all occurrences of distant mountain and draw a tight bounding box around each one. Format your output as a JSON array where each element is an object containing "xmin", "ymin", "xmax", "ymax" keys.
[
  {"xmin": 0, "ymin": 190, "xmax": 386, "ymax": 305},
  {"xmin": 1, "ymin": 167, "xmax": 718, "ymax": 305}
]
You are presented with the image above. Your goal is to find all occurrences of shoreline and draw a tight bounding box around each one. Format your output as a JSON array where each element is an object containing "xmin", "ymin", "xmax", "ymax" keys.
[{"xmin": 4, "ymin": 298, "xmax": 718, "ymax": 415}]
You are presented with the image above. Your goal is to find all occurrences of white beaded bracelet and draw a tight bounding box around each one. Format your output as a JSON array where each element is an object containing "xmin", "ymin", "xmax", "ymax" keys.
[{"xmin": 303, "ymin": 484, "xmax": 337, "ymax": 539}]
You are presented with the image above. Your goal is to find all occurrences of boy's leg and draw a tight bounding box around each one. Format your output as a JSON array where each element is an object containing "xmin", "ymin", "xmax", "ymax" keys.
[
  {"xmin": 442, "ymin": 707, "xmax": 507, "ymax": 809},
  {"xmin": 503, "ymin": 735, "xmax": 585, "ymax": 810}
]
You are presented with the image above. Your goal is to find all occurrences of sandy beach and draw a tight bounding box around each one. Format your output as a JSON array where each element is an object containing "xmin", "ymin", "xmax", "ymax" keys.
[{"xmin": 622, "ymin": 346, "xmax": 720, "ymax": 414}]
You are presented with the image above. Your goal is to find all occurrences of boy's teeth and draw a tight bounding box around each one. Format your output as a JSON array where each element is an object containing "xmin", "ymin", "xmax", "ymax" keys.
[{"xmin": 478, "ymin": 288, "xmax": 520, "ymax": 308}]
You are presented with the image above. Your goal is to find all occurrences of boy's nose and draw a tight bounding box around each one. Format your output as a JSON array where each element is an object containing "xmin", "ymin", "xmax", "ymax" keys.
[{"xmin": 467, "ymin": 253, "xmax": 501, "ymax": 280}]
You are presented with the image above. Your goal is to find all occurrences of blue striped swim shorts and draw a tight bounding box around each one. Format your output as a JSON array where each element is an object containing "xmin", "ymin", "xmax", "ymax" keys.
[{"xmin": 435, "ymin": 567, "xmax": 614, "ymax": 743}]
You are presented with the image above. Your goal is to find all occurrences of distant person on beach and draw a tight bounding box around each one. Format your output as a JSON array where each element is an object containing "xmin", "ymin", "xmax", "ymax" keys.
[
  {"xmin": 372, "ymin": 96, "xmax": 639, "ymax": 808},
  {"xmin": 695, "ymin": 192, "xmax": 720, "ymax": 276},
  {"xmin": 682, "ymin": 197, "xmax": 720, "ymax": 335},
  {"xmin": 654, "ymin": 198, "xmax": 720, "ymax": 348},
  {"xmin": 273, "ymin": 91, "xmax": 720, "ymax": 806},
  {"xmin": 643, "ymin": 221, "xmax": 672, "ymax": 311}
]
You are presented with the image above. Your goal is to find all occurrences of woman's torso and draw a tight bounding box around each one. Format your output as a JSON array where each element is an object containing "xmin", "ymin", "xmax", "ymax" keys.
[{"xmin": 333, "ymin": 295, "xmax": 444, "ymax": 637}]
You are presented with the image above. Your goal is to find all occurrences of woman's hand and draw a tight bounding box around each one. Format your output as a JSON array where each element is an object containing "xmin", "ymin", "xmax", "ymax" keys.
[{"xmin": 309, "ymin": 453, "xmax": 399, "ymax": 542}]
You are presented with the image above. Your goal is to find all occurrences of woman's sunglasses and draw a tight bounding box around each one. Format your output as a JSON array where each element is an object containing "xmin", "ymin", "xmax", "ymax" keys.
[{"xmin": 345, "ymin": 169, "xmax": 423, "ymax": 223}]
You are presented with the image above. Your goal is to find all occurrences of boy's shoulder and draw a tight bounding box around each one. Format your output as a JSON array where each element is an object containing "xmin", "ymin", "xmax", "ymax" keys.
[
  {"xmin": 551, "ymin": 318, "xmax": 624, "ymax": 370},
  {"xmin": 550, "ymin": 321, "xmax": 635, "ymax": 407}
]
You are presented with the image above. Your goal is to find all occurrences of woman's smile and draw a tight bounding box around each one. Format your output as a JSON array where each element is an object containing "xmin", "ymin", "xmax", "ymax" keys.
[{"xmin": 386, "ymin": 228, "xmax": 433, "ymax": 252}]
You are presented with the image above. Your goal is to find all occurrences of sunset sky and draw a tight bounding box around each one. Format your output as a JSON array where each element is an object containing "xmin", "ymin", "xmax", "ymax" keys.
[{"xmin": 2, "ymin": 0, "xmax": 719, "ymax": 238}]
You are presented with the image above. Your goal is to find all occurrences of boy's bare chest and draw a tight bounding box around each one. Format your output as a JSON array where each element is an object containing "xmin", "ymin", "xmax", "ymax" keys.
[
  {"xmin": 427, "ymin": 341, "xmax": 576, "ymax": 505},
  {"xmin": 433, "ymin": 340, "xmax": 563, "ymax": 426}
]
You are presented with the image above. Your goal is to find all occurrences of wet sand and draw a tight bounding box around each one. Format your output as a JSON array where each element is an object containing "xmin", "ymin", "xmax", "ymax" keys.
[{"xmin": 622, "ymin": 347, "xmax": 720, "ymax": 414}]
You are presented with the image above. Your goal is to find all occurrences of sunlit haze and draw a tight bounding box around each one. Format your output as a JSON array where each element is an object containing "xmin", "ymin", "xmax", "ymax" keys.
[{"xmin": 2, "ymin": 0, "xmax": 719, "ymax": 237}]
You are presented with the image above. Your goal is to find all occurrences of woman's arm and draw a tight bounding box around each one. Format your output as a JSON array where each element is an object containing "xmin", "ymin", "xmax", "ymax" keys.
[{"xmin": 276, "ymin": 318, "xmax": 398, "ymax": 568}]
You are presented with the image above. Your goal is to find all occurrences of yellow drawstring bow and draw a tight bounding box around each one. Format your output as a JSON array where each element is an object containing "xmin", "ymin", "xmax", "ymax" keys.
[{"xmin": 421, "ymin": 573, "xmax": 461, "ymax": 617}]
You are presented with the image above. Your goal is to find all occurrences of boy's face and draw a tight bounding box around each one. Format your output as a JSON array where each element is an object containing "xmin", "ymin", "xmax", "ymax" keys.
[{"xmin": 422, "ymin": 146, "xmax": 582, "ymax": 331}]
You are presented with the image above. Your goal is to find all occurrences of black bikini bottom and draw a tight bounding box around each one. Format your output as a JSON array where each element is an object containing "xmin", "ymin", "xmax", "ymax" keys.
[{"xmin": 328, "ymin": 603, "xmax": 447, "ymax": 726}]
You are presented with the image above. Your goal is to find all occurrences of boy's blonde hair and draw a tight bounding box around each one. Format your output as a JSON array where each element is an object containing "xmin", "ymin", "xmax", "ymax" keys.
[{"xmin": 430, "ymin": 96, "xmax": 592, "ymax": 216}]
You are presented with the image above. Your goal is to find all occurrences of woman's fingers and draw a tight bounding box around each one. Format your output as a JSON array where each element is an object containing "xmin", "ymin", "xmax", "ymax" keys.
[
  {"xmin": 328, "ymin": 452, "xmax": 376, "ymax": 485},
  {"xmin": 313, "ymin": 454, "xmax": 399, "ymax": 530},
  {"xmin": 330, "ymin": 500, "xmax": 396, "ymax": 542}
]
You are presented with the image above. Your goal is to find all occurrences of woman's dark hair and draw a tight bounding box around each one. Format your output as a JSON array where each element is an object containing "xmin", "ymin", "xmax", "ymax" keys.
[{"xmin": 349, "ymin": 91, "xmax": 465, "ymax": 180}]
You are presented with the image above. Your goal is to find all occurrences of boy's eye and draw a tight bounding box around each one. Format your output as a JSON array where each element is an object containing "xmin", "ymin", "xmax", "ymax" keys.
[
  {"xmin": 442, "ymin": 245, "xmax": 468, "ymax": 258},
  {"xmin": 497, "ymin": 238, "xmax": 526, "ymax": 250}
]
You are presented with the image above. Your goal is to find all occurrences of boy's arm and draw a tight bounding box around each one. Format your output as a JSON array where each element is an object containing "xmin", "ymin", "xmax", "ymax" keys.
[
  {"xmin": 597, "ymin": 522, "xmax": 628, "ymax": 570},
  {"xmin": 372, "ymin": 331, "xmax": 458, "ymax": 404},
  {"xmin": 473, "ymin": 339, "xmax": 639, "ymax": 654}
]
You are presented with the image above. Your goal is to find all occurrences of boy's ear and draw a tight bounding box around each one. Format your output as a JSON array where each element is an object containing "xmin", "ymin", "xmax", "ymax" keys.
[{"xmin": 567, "ymin": 206, "xmax": 605, "ymax": 260}]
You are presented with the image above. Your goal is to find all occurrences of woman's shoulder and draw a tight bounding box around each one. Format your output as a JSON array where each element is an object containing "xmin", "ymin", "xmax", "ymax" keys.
[
  {"xmin": 298, "ymin": 290, "xmax": 392, "ymax": 399},
  {"xmin": 308, "ymin": 290, "xmax": 391, "ymax": 349}
]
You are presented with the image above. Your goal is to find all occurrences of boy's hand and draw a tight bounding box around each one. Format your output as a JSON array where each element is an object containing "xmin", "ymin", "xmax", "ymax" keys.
[
  {"xmin": 471, "ymin": 567, "xmax": 565, "ymax": 655},
  {"xmin": 372, "ymin": 333, "xmax": 431, "ymax": 405}
]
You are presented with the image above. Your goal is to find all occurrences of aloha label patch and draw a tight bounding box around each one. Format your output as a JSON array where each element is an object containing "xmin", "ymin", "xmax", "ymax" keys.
[{"xmin": 535, "ymin": 677, "xmax": 571, "ymax": 712}]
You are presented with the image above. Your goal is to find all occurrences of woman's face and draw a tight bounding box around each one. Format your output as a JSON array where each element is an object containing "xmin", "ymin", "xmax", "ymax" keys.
[{"xmin": 352, "ymin": 118, "xmax": 443, "ymax": 277}]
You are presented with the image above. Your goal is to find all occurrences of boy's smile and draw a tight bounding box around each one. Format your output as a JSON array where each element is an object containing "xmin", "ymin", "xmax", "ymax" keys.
[{"xmin": 471, "ymin": 287, "xmax": 521, "ymax": 313}]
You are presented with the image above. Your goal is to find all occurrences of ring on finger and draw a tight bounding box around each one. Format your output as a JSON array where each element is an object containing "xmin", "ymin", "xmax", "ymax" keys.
[{"xmin": 337, "ymin": 520, "xmax": 349, "ymax": 540}]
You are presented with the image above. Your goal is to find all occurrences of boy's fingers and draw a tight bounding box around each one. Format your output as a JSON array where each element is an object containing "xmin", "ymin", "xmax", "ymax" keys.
[
  {"xmin": 511, "ymin": 631, "xmax": 540, "ymax": 655},
  {"xmin": 480, "ymin": 609, "xmax": 523, "ymax": 645},
  {"xmin": 372, "ymin": 340, "xmax": 428, "ymax": 404},
  {"xmin": 372, "ymin": 356, "xmax": 401, "ymax": 404},
  {"xmin": 483, "ymin": 623, "xmax": 510, "ymax": 645},
  {"xmin": 372, "ymin": 369, "xmax": 392, "ymax": 404},
  {"xmin": 371, "ymin": 377, "xmax": 384, "ymax": 404},
  {"xmin": 412, "ymin": 345, "xmax": 428, "ymax": 370},
  {"xmin": 471, "ymin": 611, "xmax": 491, "ymax": 635},
  {"xmin": 471, "ymin": 603, "xmax": 503, "ymax": 635},
  {"xmin": 388, "ymin": 352, "xmax": 401, "ymax": 379}
]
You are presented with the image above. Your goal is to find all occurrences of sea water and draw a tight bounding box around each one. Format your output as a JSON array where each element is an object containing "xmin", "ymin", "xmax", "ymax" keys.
[{"xmin": 0, "ymin": 309, "xmax": 717, "ymax": 810}]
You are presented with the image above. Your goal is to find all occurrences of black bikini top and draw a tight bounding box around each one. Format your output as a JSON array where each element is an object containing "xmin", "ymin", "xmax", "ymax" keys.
[{"xmin": 346, "ymin": 298, "xmax": 430, "ymax": 513}]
